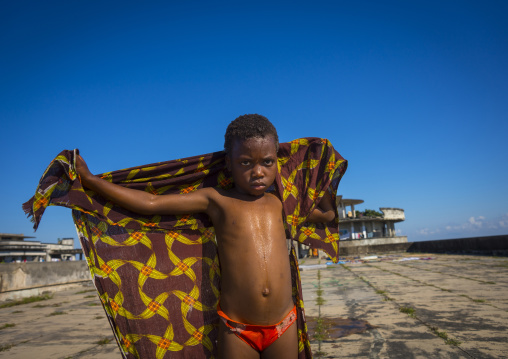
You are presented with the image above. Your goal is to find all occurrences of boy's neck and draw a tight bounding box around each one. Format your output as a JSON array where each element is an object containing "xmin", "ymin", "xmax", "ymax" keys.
[{"xmin": 230, "ymin": 186, "xmax": 267, "ymax": 201}]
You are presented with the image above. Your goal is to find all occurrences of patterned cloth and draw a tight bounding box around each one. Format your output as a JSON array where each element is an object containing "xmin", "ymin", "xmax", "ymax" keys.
[{"xmin": 23, "ymin": 138, "xmax": 347, "ymax": 359}]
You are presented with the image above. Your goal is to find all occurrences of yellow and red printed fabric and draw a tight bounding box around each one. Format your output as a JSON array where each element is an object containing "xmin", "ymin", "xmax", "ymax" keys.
[{"xmin": 23, "ymin": 138, "xmax": 347, "ymax": 359}]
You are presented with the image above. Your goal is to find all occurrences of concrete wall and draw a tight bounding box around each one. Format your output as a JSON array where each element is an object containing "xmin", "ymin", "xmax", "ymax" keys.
[
  {"xmin": 339, "ymin": 234, "xmax": 508, "ymax": 257},
  {"xmin": 0, "ymin": 261, "xmax": 91, "ymax": 301},
  {"xmin": 406, "ymin": 234, "xmax": 508, "ymax": 256},
  {"xmin": 340, "ymin": 236, "xmax": 408, "ymax": 248},
  {"xmin": 340, "ymin": 242, "xmax": 412, "ymax": 256},
  {"xmin": 379, "ymin": 207, "xmax": 405, "ymax": 220}
]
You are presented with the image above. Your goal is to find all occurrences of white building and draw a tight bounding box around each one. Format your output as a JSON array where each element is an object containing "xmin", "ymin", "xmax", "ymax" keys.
[
  {"xmin": 337, "ymin": 196, "xmax": 407, "ymax": 246},
  {"xmin": 0, "ymin": 233, "xmax": 82, "ymax": 262}
]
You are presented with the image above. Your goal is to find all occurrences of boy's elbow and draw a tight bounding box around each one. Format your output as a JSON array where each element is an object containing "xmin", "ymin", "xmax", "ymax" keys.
[
  {"xmin": 136, "ymin": 195, "xmax": 158, "ymax": 215},
  {"xmin": 307, "ymin": 208, "xmax": 335, "ymax": 223},
  {"xmin": 323, "ymin": 210, "xmax": 336, "ymax": 223}
]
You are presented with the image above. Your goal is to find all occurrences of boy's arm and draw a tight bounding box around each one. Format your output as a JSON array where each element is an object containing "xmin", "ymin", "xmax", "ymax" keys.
[
  {"xmin": 306, "ymin": 190, "xmax": 336, "ymax": 223},
  {"xmin": 76, "ymin": 155, "xmax": 211, "ymax": 215}
]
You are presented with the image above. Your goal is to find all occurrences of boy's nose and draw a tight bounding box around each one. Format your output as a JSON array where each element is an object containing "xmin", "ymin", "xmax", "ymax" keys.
[{"xmin": 252, "ymin": 165, "xmax": 264, "ymax": 178}]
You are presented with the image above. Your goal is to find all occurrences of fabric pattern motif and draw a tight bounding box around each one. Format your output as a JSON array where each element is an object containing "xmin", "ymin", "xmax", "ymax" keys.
[{"xmin": 23, "ymin": 138, "xmax": 347, "ymax": 358}]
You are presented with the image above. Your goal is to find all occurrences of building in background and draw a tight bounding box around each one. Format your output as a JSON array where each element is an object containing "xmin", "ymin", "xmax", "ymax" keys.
[
  {"xmin": 297, "ymin": 196, "xmax": 407, "ymax": 259},
  {"xmin": 337, "ymin": 196, "xmax": 407, "ymax": 245},
  {"xmin": 0, "ymin": 233, "xmax": 82, "ymax": 262}
]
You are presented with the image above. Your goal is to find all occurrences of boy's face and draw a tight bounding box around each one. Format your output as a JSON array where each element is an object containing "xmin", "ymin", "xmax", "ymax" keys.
[{"xmin": 226, "ymin": 135, "xmax": 278, "ymax": 197}]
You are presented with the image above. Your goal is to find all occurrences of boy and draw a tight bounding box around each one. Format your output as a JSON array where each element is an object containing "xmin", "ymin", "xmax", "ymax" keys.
[{"xmin": 75, "ymin": 114, "xmax": 335, "ymax": 358}]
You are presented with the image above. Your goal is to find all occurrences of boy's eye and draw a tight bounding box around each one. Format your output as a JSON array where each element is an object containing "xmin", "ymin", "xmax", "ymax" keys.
[
  {"xmin": 264, "ymin": 159, "xmax": 274, "ymax": 166},
  {"xmin": 241, "ymin": 161, "xmax": 250, "ymax": 166}
]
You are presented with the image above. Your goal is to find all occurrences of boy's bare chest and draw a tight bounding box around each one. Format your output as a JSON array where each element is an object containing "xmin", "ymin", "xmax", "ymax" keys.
[
  {"xmin": 214, "ymin": 197, "xmax": 288, "ymax": 269},
  {"xmin": 223, "ymin": 195, "xmax": 281, "ymax": 221},
  {"xmin": 213, "ymin": 194, "xmax": 285, "ymax": 239}
]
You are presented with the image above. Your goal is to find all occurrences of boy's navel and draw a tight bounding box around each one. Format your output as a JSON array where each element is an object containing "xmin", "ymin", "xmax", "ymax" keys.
[{"xmin": 262, "ymin": 288, "xmax": 270, "ymax": 296}]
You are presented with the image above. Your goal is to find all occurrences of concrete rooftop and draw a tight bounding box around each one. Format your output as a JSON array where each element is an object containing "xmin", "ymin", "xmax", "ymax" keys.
[{"xmin": 0, "ymin": 253, "xmax": 507, "ymax": 358}]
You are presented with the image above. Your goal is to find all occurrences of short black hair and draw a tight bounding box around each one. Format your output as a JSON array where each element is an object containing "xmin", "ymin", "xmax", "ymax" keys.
[{"xmin": 224, "ymin": 114, "xmax": 279, "ymax": 155}]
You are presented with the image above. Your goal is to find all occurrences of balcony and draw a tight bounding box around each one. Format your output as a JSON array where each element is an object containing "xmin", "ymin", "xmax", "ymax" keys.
[{"xmin": 379, "ymin": 208, "xmax": 405, "ymax": 221}]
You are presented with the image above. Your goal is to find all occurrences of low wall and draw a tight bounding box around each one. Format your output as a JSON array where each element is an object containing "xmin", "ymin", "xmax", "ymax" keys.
[
  {"xmin": 406, "ymin": 234, "xmax": 508, "ymax": 256},
  {"xmin": 339, "ymin": 242, "xmax": 412, "ymax": 256},
  {"xmin": 339, "ymin": 234, "xmax": 508, "ymax": 257},
  {"xmin": 340, "ymin": 236, "xmax": 408, "ymax": 248},
  {"xmin": 0, "ymin": 261, "xmax": 91, "ymax": 301}
]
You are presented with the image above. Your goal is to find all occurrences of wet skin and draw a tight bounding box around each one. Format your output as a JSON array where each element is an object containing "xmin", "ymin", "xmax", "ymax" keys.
[
  {"xmin": 76, "ymin": 135, "xmax": 335, "ymax": 358},
  {"xmin": 217, "ymin": 136, "xmax": 293, "ymax": 326}
]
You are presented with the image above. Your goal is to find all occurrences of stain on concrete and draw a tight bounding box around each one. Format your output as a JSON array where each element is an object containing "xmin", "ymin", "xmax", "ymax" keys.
[{"xmin": 306, "ymin": 316, "xmax": 377, "ymax": 340}]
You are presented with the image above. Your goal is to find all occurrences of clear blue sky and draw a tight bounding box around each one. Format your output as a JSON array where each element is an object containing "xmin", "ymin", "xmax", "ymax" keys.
[{"xmin": 1, "ymin": 0, "xmax": 507, "ymax": 244}]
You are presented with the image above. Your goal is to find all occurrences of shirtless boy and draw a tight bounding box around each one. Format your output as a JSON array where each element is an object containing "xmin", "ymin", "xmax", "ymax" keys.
[{"xmin": 75, "ymin": 114, "xmax": 335, "ymax": 359}]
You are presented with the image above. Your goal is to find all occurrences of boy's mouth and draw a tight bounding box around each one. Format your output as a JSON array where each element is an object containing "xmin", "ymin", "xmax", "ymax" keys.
[{"xmin": 250, "ymin": 182, "xmax": 265, "ymax": 189}]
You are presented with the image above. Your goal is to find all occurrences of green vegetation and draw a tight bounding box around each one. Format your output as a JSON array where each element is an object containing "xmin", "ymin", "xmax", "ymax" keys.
[
  {"xmin": 446, "ymin": 338, "xmax": 462, "ymax": 346},
  {"xmin": 0, "ymin": 343, "xmax": 14, "ymax": 352},
  {"xmin": 0, "ymin": 294, "xmax": 53, "ymax": 308},
  {"xmin": 313, "ymin": 269, "xmax": 327, "ymax": 357},
  {"xmin": 0, "ymin": 323, "xmax": 15, "ymax": 330},
  {"xmin": 315, "ymin": 297, "xmax": 326, "ymax": 306},
  {"xmin": 48, "ymin": 311, "xmax": 67, "ymax": 316},
  {"xmin": 0, "ymin": 340, "xmax": 28, "ymax": 353},
  {"xmin": 96, "ymin": 338, "xmax": 112, "ymax": 345},
  {"xmin": 435, "ymin": 329, "xmax": 447, "ymax": 339},
  {"xmin": 356, "ymin": 209, "xmax": 383, "ymax": 217},
  {"xmin": 399, "ymin": 306, "xmax": 415, "ymax": 318},
  {"xmin": 87, "ymin": 302, "xmax": 99, "ymax": 306},
  {"xmin": 32, "ymin": 302, "xmax": 61, "ymax": 308},
  {"xmin": 76, "ymin": 289, "xmax": 96, "ymax": 294},
  {"xmin": 430, "ymin": 327, "xmax": 462, "ymax": 346},
  {"xmin": 312, "ymin": 317, "xmax": 327, "ymax": 341}
]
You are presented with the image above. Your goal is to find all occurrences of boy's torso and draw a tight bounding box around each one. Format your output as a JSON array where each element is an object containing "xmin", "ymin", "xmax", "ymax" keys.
[{"xmin": 206, "ymin": 188, "xmax": 294, "ymax": 325}]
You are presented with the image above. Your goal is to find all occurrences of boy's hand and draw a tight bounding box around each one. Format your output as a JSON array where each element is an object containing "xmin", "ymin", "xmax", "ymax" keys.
[
  {"xmin": 71, "ymin": 154, "xmax": 212, "ymax": 216},
  {"xmin": 307, "ymin": 190, "xmax": 336, "ymax": 223},
  {"xmin": 75, "ymin": 155, "xmax": 94, "ymax": 184}
]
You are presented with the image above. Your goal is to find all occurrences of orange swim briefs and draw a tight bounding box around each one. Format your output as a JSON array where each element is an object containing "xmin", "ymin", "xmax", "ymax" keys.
[{"xmin": 217, "ymin": 304, "xmax": 297, "ymax": 352}]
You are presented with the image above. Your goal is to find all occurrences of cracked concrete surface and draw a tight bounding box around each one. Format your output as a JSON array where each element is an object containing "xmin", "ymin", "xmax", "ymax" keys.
[
  {"xmin": 0, "ymin": 253, "xmax": 507, "ymax": 358},
  {"xmin": 301, "ymin": 253, "xmax": 508, "ymax": 358}
]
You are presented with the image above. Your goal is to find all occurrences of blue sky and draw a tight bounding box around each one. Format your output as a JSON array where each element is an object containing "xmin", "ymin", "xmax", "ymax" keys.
[{"xmin": 1, "ymin": 0, "xmax": 507, "ymax": 244}]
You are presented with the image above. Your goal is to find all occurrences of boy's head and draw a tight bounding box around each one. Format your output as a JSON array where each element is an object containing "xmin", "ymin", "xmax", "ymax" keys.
[
  {"xmin": 224, "ymin": 114, "xmax": 279, "ymax": 196},
  {"xmin": 224, "ymin": 114, "xmax": 279, "ymax": 156}
]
